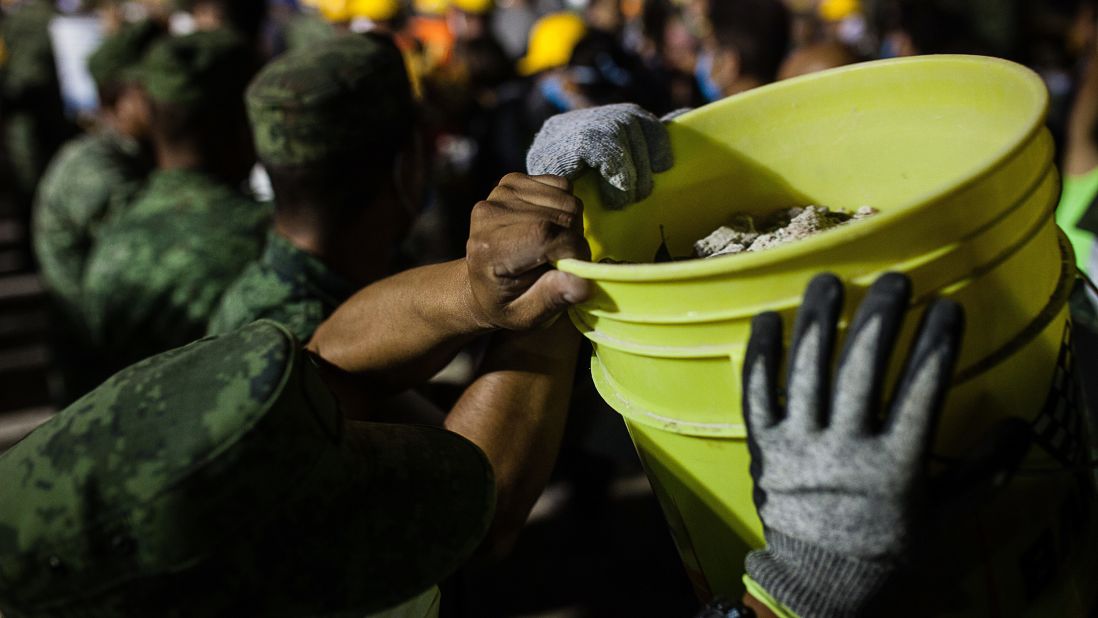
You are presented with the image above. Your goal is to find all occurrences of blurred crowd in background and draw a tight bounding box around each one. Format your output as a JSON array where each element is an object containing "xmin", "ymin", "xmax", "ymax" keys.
[{"xmin": 4, "ymin": 0, "xmax": 1098, "ymax": 273}]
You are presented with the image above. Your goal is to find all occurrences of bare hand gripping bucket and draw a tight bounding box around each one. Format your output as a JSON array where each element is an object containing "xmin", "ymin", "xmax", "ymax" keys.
[{"xmin": 558, "ymin": 56, "xmax": 1097, "ymax": 616}]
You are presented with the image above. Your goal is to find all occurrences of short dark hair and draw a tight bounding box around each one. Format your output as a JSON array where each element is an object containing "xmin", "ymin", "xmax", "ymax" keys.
[
  {"xmin": 149, "ymin": 95, "xmax": 250, "ymax": 161},
  {"xmin": 264, "ymin": 150, "xmax": 391, "ymax": 218},
  {"xmin": 709, "ymin": 0, "xmax": 791, "ymax": 84},
  {"xmin": 191, "ymin": 0, "xmax": 268, "ymax": 40}
]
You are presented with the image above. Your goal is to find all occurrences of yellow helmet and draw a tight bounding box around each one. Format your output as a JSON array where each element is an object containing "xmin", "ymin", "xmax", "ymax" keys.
[
  {"xmin": 413, "ymin": 0, "xmax": 449, "ymax": 15},
  {"xmin": 517, "ymin": 12, "xmax": 586, "ymax": 76},
  {"xmin": 348, "ymin": 0, "xmax": 401, "ymax": 21},
  {"xmin": 451, "ymin": 0, "xmax": 492, "ymax": 15},
  {"xmin": 818, "ymin": 0, "xmax": 861, "ymax": 22},
  {"xmin": 308, "ymin": 0, "xmax": 351, "ymax": 22}
]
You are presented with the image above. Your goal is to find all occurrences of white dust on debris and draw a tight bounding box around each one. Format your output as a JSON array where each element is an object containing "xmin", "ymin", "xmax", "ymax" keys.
[{"xmin": 693, "ymin": 206, "xmax": 877, "ymax": 259}]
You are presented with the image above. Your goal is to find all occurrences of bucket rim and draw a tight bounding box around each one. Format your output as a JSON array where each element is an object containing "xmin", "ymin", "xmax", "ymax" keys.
[
  {"xmin": 557, "ymin": 55, "xmax": 1050, "ymax": 283},
  {"xmin": 574, "ymin": 161, "xmax": 1059, "ymax": 325}
]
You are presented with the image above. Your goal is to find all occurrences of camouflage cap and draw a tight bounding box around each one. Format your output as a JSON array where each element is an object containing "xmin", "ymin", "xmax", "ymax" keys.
[
  {"xmin": 246, "ymin": 33, "xmax": 414, "ymax": 167},
  {"xmin": 134, "ymin": 29, "xmax": 256, "ymax": 107},
  {"xmin": 87, "ymin": 19, "xmax": 165, "ymax": 91},
  {"xmin": 0, "ymin": 321, "xmax": 494, "ymax": 617}
]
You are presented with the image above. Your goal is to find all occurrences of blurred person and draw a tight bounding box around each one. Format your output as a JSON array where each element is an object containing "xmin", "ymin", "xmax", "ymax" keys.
[
  {"xmin": 1059, "ymin": 8, "xmax": 1098, "ymax": 284},
  {"xmin": 447, "ymin": 0, "xmax": 493, "ymax": 43},
  {"xmin": 33, "ymin": 19, "xmax": 163, "ymax": 333},
  {"xmin": 208, "ymin": 34, "xmax": 417, "ymax": 340},
  {"xmin": 642, "ymin": 0, "xmax": 705, "ymax": 109},
  {"xmin": 565, "ymin": 27, "xmax": 671, "ymax": 112},
  {"xmin": 872, "ymin": 0, "xmax": 1022, "ymax": 59},
  {"xmin": 696, "ymin": 0, "xmax": 791, "ymax": 101},
  {"xmin": 281, "ymin": 3, "xmax": 337, "ymax": 51},
  {"xmin": 81, "ymin": 31, "xmax": 267, "ymax": 380},
  {"xmin": 490, "ymin": 0, "xmax": 536, "ymax": 60},
  {"xmin": 777, "ymin": 39, "xmax": 858, "ymax": 80},
  {"xmin": 346, "ymin": 0, "xmax": 408, "ymax": 36},
  {"xmin": 516, "ymin": 10, "xmax": 586, "ymax": 78},
  {"xmin": 0, "ymin": 0, "xmax": 76, "ymax": 220},
  {"xmin": 181, "ymin": 0, "xmax": 270, "ymax": 54},
  {"xmin": 32, "ymin": 19, "xmax": 164, "ymax": 401},
  {"xmin": 478, "ymin": 11, "xmax": 584, "ymax": 171},
  {"xmin": 585, "ymin": 0, "xmax": 623, "ymax": 36},
  {"xmin": 416, "ymin": 33, "xmax": 519, "ymax": 261},
  {"xmin": 816, "ymin": 0, "xmax": 873, "ymax": 55}
]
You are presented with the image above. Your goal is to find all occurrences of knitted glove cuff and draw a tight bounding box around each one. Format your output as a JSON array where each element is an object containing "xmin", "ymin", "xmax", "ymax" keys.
[{"xmin": 745, "ymin": 531, "xmax": 896, "ymax": 618}]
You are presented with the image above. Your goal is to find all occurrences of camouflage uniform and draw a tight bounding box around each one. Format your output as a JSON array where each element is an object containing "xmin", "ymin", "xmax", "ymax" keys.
[
  {"xmin": 82, "ymin": 169, "xmax": 270, "ymax": 373},
  {"xmin": 32, "ymin": 132, "xmax": 146, "ymax": 323},
  {"xmin": 207, "ymin": 230, "xmax": 356, "ymax": 340},
  {"xmin": 0, "ymin": 0, "xmax": 72, "ymax": 211},
  {"xmin": 208, "ymin": 34, "xmax": 413, "ymax": 340},
  {"xmin": 32, "ymin": 20, "xmax": 163, "ymax": 324},
  {"xmin": 0, "ymin": 320, "xmax": 494, "ymax": 617},
  {"xmin": 80, "ymin": 31, "xmax": 269, "ymax": 375}
]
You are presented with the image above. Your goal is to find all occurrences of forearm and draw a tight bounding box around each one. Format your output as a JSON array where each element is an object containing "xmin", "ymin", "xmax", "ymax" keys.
[
  {"xmin": 445, "ymin": 318, "xmax": 582, "ymax": 558},
  {"xmin": 307, "ymin": 259, "xmax": 490, "ymax": 398}
]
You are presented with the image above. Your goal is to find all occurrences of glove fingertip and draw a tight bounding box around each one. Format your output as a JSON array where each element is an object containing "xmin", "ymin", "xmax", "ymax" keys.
[
  {"xmin": 651, "ymin": 150, "xmax": 674, "ymax": 174},
  {"xmin": 598, "ymin": 178, "xmax": 633, "ymax": 210}
]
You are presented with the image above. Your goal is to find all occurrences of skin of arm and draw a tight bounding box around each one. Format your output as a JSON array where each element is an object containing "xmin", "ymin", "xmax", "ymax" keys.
[
  {"xmin": 307, "ymin": 173, "xmax": 591, "ymax": 556},
  {"xmin": 307, "ymin": 258, "xmax": 491, "ymax": 406},
  {"xmin": 445, "ymin": 317, "xmax": 582, "ymax": 559},
  {"xmin": 308, "ymin": 173, "xmax": 590, "ymax": 415}
]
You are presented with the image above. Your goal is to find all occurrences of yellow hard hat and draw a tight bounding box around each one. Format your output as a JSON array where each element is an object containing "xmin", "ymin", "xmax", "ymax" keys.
[
  {"xmin": 414, "ymin": 0, "xmax": 449, "ymax": 15},
  {"xmin": 818, "ymin": 0, "xmax": 861, "ymax": 22},
  {"xmin": 452, "ymin": 0, "xmax": 492, "ymax": 15},
  {"xmin": 308, "ymin": 0, "xmax": 351, "ymax": 22},
  {"xmin": 518, "ymin": 12, "xmax": 586, "ymax": 76},
  {"xmin": 348, "ymin": 0, "xmax": 401, "ymax": 21}
]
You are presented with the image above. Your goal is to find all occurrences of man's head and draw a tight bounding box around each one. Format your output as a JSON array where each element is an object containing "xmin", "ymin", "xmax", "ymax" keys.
[
  {"xmin": 183, "ymin": 0, "xmax": 268, "ymax": 43},
  {"xmin": 777, "ymin": 40, "xmax": 859, "ymax": 81},
  {"xmin": 246, "ymin": 33, "xmax": 418, "ymax": 267},
  {"xmin": 136, "ymin": 29, "xmax": 259, "ymax": 183},
  {"xmin": 87, "ymin": 19, "xmax": 165, "ymax": 139},
  {"xmin": 702, "ymin": 0, "xmax": 791, "ymax": 98}
]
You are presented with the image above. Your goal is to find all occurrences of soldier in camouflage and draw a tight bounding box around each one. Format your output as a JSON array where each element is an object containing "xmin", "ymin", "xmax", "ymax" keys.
[
  {"xmin": 81, "ymin": 30, "xmax": 268, "ymax": 380},
  {"xmin": 32, "ymin": 19, "xmax": 164, "ymax": 334},
  {"xmin": 0, "ymin": 320, "xmax": 496, "ymax": 617},
  {"xmin": 208, "ymin": 33, "xmax": 416, "ymax": 341},
  {"xmin": 0, "ymin": 0, "xmax": 74, "ymax": 217}
]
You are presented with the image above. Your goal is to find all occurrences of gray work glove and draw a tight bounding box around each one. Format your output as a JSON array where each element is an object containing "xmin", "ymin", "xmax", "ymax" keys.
[
  {"xmin": 742, "ymin": 273, "xmax": 965, "ymax": 618},
  {"xmin": 526, "ymin": 103, "xmax": 674, "ymax": 210}
]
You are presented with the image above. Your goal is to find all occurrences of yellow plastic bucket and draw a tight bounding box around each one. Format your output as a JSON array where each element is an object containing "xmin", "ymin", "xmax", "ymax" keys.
[{"xmin": 558, "ymin": 56, "xmax": 1098, "ymax": 616}]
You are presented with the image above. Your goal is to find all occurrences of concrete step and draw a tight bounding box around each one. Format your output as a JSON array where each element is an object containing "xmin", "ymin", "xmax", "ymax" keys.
[{"xmin": 0, "ymin": 273, "xmax": 44, "ymax": 303}]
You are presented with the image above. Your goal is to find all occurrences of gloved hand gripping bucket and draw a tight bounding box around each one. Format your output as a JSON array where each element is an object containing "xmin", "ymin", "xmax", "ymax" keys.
[{"xmin": 558, "ymin": 56, "xmax": 1097, "ymax": 616}]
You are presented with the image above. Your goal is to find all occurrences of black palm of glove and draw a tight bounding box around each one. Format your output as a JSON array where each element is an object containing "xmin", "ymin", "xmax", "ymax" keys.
[{"xmin": 742, "ymin": 273, "xmax": 965, "ymax": 618}]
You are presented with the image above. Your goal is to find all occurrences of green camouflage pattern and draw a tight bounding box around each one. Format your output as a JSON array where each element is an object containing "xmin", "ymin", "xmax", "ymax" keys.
[
  {"xmin": 0, "ymin": 0, "xmax": 72, "ymax": 202},
  {"xmin": 283, "ymin": 11, "xmax": 338, "ymax": 51},
  {"xmin": 207, "ymin": 230, "xmax": 357, "ymax": 341},
  {"xmin": 81, "ymin": 168, "xmax": 271, "ymax": 377},
  {"xmin": 0, "ymin": 320, "xmax": 495, "ymax": 616},
  {"xmin": 134, "ymin": 29, "xmax": 254, "ymax": 106},
  {"xmin": 86, "ymin": 19, "xmax": 165, "ymax": 91},
  {"xmin": 32, "ymin": 130, "xmax": 149, "ymax": 324},
  {"xmin": 246, "ymin": 33, "xmax": 414, "ymax": 166}
]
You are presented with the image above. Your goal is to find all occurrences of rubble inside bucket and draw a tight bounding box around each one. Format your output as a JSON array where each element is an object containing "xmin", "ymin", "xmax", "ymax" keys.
[{"xmin": 693, "ymin": 206, "xmax": 878, "ymax": 259}]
